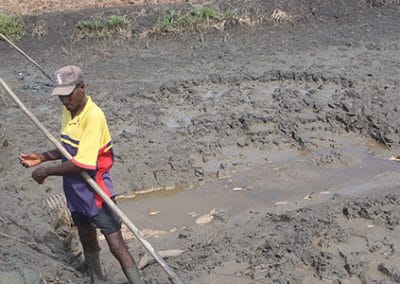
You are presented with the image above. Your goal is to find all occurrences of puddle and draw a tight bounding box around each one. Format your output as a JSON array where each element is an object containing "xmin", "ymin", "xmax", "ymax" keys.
[
  {"xmin": 200, "ymin": 147, "xmax": 271, "ymax": 174},
  {"xmin": 118, "ymin": 137, "xmax": 399, "ymax": 231}
]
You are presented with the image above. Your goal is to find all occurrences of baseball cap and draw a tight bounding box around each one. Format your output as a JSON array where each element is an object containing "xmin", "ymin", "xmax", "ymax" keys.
[{"xmin": 51, "ymin": 65, "xmax": 83, "ymax": 96}]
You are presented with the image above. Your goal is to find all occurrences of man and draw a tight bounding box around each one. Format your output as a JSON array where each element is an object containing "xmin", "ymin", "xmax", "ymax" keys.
[{"xmin": 19, "ymin": 65, "xmax": 143, "ymax": 284}]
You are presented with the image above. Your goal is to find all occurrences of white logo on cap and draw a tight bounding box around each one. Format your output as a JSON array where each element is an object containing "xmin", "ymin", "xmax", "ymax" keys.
[{"xmin": 56, "ymin": 74, "xmax": 63, "ymax": 85}]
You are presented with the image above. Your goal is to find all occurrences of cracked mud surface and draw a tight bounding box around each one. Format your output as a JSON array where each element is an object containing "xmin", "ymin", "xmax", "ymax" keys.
[{"xmin": 1, "ymin": 0, "xmax": 400, "ymax": 283}]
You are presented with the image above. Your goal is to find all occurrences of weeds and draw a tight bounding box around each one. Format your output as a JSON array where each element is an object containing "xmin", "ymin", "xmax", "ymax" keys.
[
  {"xmin": 75, "ymin": 14, "xmax": 131, "ymax": 40},
  {"xmin": 151, "ymin": 5, "xmax": 237, "ymax": 35},
  {"xmin": 140, "ymin": 4, "xmax": 279, "ymax": 38},
  {"xmin": 0, "ymin": 13, "xmax": 24, "ymax": 41},
  {"xmin": 78, "ymin": 19, "xmax": 102, "ymax": 31},
  {"xmin": 107, "ymin": 15, "xmax": 130, "ymax": 28}
]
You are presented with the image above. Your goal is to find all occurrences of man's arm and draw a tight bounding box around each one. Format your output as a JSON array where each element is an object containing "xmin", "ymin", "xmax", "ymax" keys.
[
  {"xmin": 19, "ymin": 149, "xmax": 62, "ymax": 168},
  {"xmin": 41, "ymin": 149, "xmax": 62, "ymax": 162},
  {"xmin": 31, "ymin": 160, "xmax": 83, "ymax": 184}
]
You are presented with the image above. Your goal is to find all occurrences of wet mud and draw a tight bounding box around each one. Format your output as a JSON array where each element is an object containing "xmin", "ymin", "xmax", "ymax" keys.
[{"xmin": 1, "ymin": 0, "xmax": 400, "ymax": 283}]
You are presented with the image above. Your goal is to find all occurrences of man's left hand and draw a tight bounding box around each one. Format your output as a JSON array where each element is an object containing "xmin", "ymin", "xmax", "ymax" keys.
[{"xmin": 32, "ymin": 167, "xmax": 48, "ymax": 184}]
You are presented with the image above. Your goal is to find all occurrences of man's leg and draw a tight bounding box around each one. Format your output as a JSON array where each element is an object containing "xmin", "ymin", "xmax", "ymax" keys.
[
  {"xmin": 77, "ymin": 223, "xmax": 107, "ymax": 283},
  {"xmin": 105, "ymin": 230, "xmax": 143, "ymax": 284}
]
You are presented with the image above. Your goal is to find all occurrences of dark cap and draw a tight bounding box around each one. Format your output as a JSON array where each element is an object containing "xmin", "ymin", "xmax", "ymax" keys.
[{"xmin": 51, "ymin": 65, "xmax": 83, "ymax": 96}]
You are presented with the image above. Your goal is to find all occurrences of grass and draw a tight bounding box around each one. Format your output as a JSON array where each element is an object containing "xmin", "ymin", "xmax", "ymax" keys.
[
  {"xmin": 76, "ymin": 14, "xmax": 131, "ymax": 40},
  {"xmin": 139, "ymin": 4, "xmax": 272, "ymax": 38},
  {"xmin": 0, "ymin": 13, "xmax": 24, "ymax": 41},
  {"xmin": 107, "ymin": 14, "xmax": 130, "ymax": 28},
  {"xmin": 78, "ymin": 19, "xmax": 102, "ymax": 31},
  {"xmin": 153, "ymin": 5, "xmax": 236, "ymax": 34}
]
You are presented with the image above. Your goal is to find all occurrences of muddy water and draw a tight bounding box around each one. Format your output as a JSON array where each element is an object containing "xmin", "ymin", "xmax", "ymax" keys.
[{"xmin": 117, "ymin": 136, "xmax": 399, "ymax": 231}]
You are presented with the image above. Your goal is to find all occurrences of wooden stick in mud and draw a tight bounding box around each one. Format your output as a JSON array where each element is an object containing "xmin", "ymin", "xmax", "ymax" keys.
[
  {"xmin": 0, "ymin": 78, "xmax": 184, "ymax": 284},
  {"xmin": 0, "ymin": 34, "xmax": 54, "ymax": 84}
]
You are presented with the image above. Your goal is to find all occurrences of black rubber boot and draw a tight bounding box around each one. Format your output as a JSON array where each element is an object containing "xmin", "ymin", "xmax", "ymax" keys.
[
  {"xmin": 86, "ymin": 251, "xmax": 108, "ymax": 284},
  {"xmin": 123, "ymin": 266, "xmax": 144, "ymax": 284}
]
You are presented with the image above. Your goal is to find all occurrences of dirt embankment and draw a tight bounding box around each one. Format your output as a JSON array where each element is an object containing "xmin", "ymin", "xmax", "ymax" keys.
[
  {"xmin": 1, "ymin": 0, "xmax": 400, "ymax": 283},
  {"xmin": 0, "ymin": 0, "xmax": 189, "ymax": 15}
]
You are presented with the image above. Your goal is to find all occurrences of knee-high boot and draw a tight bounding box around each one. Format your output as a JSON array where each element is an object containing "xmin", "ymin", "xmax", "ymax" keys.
[
  {"xmin": 86, "ymin": 251, "xmax": 108, "ymax": 284},
  {"xmin": 123, "ymin": 265, "xmax": 144, "ymax": 284}
]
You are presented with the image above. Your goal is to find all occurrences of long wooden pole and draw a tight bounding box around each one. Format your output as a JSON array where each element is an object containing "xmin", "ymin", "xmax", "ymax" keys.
[
  {"xmin": 0, "ymin": 34, "xmax": 54, "ymax": 83},
  {"xmin": 0, "ymin": 78, "xmax": 184, "ymax": 284}
]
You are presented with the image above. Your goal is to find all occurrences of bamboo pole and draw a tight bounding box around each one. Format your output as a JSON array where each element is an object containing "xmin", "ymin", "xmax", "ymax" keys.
[
  {"xmin": 0, "ymin": 34, "xmax": 54, "ymax": 84},
  {"xmin": 0, "ymin": 78, "xmax": 184, "ymax": 284}
]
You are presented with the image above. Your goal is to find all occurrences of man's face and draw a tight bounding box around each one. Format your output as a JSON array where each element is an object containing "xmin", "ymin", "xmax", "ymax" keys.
[{"xmin": 58, "ymin": 84, "xmax": 85, "ymax": 113}]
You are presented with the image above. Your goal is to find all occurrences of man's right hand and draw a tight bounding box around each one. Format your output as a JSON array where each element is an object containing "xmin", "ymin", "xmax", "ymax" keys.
[{"xmin": 19, "ymin": 153, "xmax": 44, "ymax": 168}]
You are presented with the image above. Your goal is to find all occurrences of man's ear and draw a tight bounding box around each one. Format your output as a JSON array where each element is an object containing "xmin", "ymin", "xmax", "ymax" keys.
[{"xmin": 78, "ymin": 83, "xmax": 85, "ymax": 94}]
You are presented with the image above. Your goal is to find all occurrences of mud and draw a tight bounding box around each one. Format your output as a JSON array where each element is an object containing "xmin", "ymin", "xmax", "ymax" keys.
[{"xmin": 1, "ymin": 0, "xmax": 400, "ymax": 283}]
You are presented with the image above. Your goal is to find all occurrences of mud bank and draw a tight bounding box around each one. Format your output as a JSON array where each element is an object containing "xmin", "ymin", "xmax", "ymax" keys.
[{"xmin": 1, "ymin": 0, "xmax": 400, "ymax": 283}]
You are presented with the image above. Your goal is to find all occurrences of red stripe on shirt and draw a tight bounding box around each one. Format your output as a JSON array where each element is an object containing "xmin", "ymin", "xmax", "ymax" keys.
[
  {"xmin": 71, "ymin": 158, "xmax": 97, "ymax": 170},
  {"xmin": 94, "ymin": 145, "xmax": 114, "ymax": 208}
]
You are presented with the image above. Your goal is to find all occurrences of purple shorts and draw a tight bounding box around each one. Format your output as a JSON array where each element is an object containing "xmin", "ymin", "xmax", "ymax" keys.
[{"xmin": 71, "ymin": 199, "xmax": 122, "ymax": 235}]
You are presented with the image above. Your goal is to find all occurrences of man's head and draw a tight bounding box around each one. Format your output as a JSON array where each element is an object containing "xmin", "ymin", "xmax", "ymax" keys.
[
  {"xmin": 52, "ymin": 65, "xmax": 83, "ymax": 96},
  {"xmin": 52, "ymin": 65, "xmax": 86, "ymax": 114}
]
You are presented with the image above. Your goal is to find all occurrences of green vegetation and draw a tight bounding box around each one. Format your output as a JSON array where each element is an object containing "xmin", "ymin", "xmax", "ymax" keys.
[
  {"xmin": 107, "ymin": 15, "xmax": 130, "ymax": 28},
  {"xmin": 78, "ymin": 19, "xmax": 102, "ymax": 31},
  {"xmin": 153, "ymin": 5, "xmax": 237, "ymax": 34},
  {"xmin": 0, "ymin": 13, "xmax": 24, "ymax": 41},
  {"xmin": 76, "ymin": 15, "xmax": 131, "ymax": 40}
]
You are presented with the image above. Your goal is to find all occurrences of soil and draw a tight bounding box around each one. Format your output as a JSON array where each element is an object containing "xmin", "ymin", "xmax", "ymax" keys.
[{"xmin": 1, "ymin": 0, "xmax": 400, "ymax": 283}]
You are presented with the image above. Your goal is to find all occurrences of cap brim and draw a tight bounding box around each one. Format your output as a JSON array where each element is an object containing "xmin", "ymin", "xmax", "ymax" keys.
[{"xmin": 51, "ymin": 85, "xmax": 75, "ymax": 96}]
